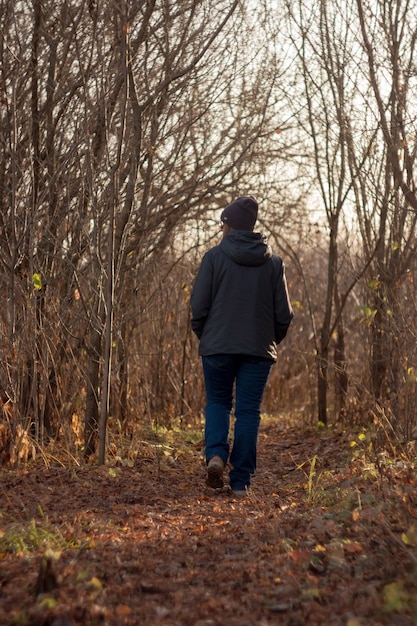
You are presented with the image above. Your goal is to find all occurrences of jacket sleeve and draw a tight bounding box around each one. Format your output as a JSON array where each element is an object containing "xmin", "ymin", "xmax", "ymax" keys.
[
  {"xmin": 273, "ymin": 260, "xmax": 294, "ymax": 344},
  {"xmin": 190, "ymin": 252, "xmax": 213, "ymax": 339}
]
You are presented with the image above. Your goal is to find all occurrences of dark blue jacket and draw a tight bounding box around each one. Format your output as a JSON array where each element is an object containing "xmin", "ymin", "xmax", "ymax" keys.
[{"xmin": 191, "ymin": 231, "xmax": 293, "ymax": 361}]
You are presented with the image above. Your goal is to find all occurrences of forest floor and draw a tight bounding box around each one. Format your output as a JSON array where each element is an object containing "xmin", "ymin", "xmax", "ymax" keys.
[{"xmin": 0, "ymin": 417, "xmax": 417, "ymax": 626}]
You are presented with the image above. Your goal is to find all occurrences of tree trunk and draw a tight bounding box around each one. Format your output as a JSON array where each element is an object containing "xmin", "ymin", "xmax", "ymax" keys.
[
  {"xmin": 317, "ymin": 227, "xmax": 339, "ymax": 425},
  {"xmin": 84, "ymin": 303, "xmax": 102, "ymax": 459},
  {"xmin": 334, "ymin": 285, "xmax": 348, "ymax": 420},
  {"xmin": 317, "ymin": 332, "xmax": 329, "ymax": 426}
]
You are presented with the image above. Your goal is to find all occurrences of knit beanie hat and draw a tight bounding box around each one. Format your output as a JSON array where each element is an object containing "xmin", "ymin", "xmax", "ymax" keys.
[{"xmin": 220, "ymin": 196, "xmax": 259, "ymax": 231}]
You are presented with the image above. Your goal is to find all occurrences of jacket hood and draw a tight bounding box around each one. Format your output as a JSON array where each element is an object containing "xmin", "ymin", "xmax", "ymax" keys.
[{"xmin": 220, "ymin": 231, "xmax": 272, "ymax": 266}]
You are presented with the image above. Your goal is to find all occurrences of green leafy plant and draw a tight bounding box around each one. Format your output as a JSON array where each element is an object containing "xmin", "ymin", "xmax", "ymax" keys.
[
  {"xmin": 383, "ymin": 581, "xmax": 410, "ymax": 612},
  {"xmin": 356, "ymin": 304, "xmax": 377, "ymax": 326},
  {"xmin": 296, "ymin": 455, "xmax": 325, "ymax": 503},
  {"xmin": 0, "ymin": 520, "xmax": 77, "ymax": 555}
]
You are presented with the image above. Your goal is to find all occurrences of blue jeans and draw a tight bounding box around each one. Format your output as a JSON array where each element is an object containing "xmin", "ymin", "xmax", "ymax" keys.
[{"xmin": 202, "ymin": 354, "xmax": 273, "ymax": 491}]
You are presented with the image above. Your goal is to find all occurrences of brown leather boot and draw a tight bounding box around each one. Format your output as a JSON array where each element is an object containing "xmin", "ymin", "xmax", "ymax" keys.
[{"xmin": 206, "ymin": 456, "xmax": 224, "ymax": 489}]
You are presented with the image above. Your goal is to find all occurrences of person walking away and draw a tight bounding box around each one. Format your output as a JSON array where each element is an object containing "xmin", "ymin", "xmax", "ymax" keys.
[{"xmin": 191, "ymin": 196, "xmax": 293, "ymax": 496}]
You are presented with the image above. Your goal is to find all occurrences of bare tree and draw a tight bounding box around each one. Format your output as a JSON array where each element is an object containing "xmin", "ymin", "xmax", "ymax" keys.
[
  {"xmin": 0, "ymin": 0, "xmax": 295, "ymax": 463},
  {"xmin": 281, "ymin": 0, "xmax": 417, "ymax": 435},
  {"xmin": 284, "ymin": 0, "xmax": 367, "ymax": 424},
  {"xmin": 352, "ymin": 0, "xmax": 417, "ymax": 430}
]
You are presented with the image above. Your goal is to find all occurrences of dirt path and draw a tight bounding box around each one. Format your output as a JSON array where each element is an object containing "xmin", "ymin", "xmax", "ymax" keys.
[{"xmin": 0, "ymin": 420, "xmax": 416, "ymax": 625}]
